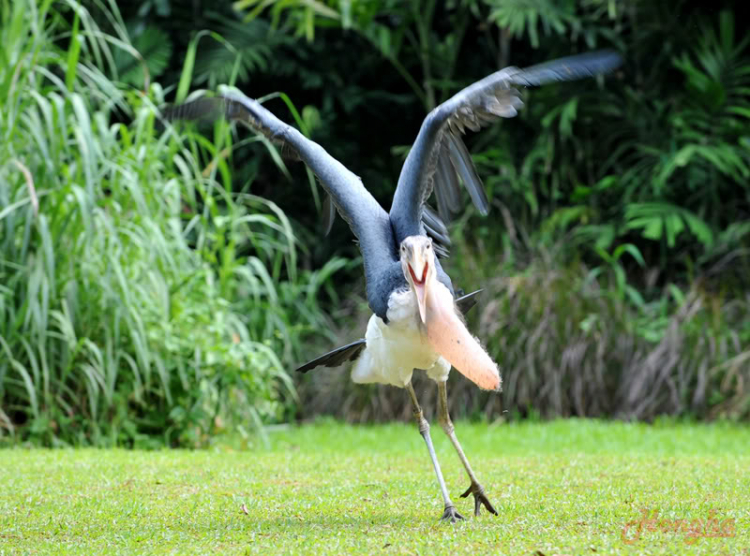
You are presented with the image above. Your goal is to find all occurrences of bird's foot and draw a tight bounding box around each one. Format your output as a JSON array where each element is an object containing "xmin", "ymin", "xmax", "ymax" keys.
[
  {"xmin": 440, "ymin": 504, "xmax": 465, "ymax": 523},
  {"xmin": 460, "ymin": 482, "xmax": 498, "ymax": 517}
]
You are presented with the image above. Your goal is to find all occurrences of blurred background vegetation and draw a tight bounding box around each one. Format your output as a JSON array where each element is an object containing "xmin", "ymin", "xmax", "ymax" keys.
[{"xmin": 1, "ymin": 0, "xmax": 748, "ymax": 447}]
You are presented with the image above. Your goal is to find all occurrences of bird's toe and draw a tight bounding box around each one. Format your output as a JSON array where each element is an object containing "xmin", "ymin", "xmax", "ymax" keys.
[
  {"xmin": 440, "ymin": 505, "xmax": 465, "ymax": 523},
  {"xmin": 460, "ymin": 482, "xmax": 498, "ymax": 517}
]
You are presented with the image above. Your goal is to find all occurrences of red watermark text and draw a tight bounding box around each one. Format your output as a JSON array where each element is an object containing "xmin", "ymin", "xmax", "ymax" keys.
[{"xmin": 621, "ymin": 508, "xmax": 735, "ymax": 545}]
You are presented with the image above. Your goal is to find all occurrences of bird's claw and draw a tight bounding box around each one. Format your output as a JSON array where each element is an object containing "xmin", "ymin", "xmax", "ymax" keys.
[
  {"xmin": 460, "ymin": 482, "xmax": 498, "ymax": 516},
  {"xmin": 440, "ymin": 504, "xmax": 465, "ymax": 523}
]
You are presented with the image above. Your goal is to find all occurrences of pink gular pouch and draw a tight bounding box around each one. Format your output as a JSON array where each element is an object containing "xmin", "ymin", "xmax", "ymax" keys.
[{"xmin": 424, "ymin": 291, "xmax": 501, "ymax": 391}]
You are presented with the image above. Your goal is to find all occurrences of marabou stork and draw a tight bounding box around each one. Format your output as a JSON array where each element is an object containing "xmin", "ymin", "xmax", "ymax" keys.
[{"xmin": 165, "ymin": 50, "xmax": 621, "ymax": 522}]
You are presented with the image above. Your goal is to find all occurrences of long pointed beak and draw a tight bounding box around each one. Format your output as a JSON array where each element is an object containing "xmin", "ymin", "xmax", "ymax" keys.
[
  {"xmin": 408, "ymin": 259, "xmax": 429, "ymax": 324},
  {"xmin": 415, "ymin": 281, "xmax": 427, "ymax": 323}
]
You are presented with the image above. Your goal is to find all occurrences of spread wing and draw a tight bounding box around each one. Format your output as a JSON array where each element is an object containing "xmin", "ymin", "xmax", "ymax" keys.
[
  {"xmin": 162, "ymin": 92, "xmax": 399, "ymax": 318},
  {"xmin": 389, "ymin": 50, "xmax": 623, "ymax": 243}
]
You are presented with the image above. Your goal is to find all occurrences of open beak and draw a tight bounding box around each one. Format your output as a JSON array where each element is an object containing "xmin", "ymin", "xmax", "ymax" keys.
[{"xmin": 408, "ymin": 260, "xmax": 429, "ymax": 324}]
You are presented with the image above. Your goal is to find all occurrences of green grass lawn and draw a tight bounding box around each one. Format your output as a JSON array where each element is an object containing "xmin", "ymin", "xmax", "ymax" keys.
[{"xmin": 1, "ymin": 419, "xmax": 748, "ymax": 555}]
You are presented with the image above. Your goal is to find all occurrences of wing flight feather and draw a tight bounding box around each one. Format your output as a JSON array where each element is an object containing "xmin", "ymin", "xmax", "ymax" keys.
[{"xmin": 389, "ymin": 50, "xmax": 622, "ymax": 243}]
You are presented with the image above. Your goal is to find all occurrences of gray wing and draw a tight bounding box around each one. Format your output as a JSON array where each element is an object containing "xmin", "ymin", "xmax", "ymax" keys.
[
  {"xmin": 321, "ymin": 171, "xmax": 451, "ymax": 255},
  {"xmin": 389, "ymin": 50, "xmax": 623, "ymax": 241},
  {"xmin": 162, "ymin": 93, "xmax": 399, "ymax": 318},
  {"xmin": 421, "ymin": 205, "xmax": 451, "ymax": 257}
]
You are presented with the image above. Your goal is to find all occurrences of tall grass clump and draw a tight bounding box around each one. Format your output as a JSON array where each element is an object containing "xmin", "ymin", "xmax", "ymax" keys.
[{"xmin": 0, "ymin": 0, "xmax": 337, "ymax": 447}]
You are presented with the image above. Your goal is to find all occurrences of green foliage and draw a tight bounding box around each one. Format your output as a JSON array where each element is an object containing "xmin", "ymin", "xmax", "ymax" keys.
[
  {"xmin": 225, "ymin": 0, "xmax": 748, "ymax": 422},
  {"xmin": 233, "ymin": 0, "xmax": 474, "ymax": 110},
  {"xmin": 229, "ymin": 1, "xmax": 749, "ymax": 282},
  {"xmin": 112, "ymin": 25, "xmax": 173, "ymax": 88},
  {"xmin": 301, "ymin": 245, "xmax": 750, "ymax": 423},
  {"xmin": 234, "ymin": 0, "xmax": 341, "ymax": 41},
  {"xmin": 190, "ymin": 17, "xmax": 287, "ymax": 88},
  {"xmin": 3, "ymin": 0, "xmax": 749, "ymax": 442},
  {"xmin": 0, "ymin": 0, "xmax": 337, "ymax": 446}
]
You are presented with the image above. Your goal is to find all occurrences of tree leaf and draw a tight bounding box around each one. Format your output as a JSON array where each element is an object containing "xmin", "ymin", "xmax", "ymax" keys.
[{"xmin": 113, "ymin": 26, "xmax": 173, "ymax": 88}]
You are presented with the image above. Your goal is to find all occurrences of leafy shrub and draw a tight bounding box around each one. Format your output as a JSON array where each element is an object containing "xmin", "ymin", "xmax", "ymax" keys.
[
  {"xmin": 214, "ymin": 0, "xmax": 750, "ymax": 423},
  {"xmin": 0, "ymin": 0, "xmax": 336, "ymax": 446},
  {"xmin": 270, "ymin": 1, "xmax": 749, "ymax": 423},
  {"xmin": 4, "ymin": 0, "xmax": 748, "ymax": 440},
  {"xmin": 299, "ymin": 240, "xmax": 750, "ymax": 423}
]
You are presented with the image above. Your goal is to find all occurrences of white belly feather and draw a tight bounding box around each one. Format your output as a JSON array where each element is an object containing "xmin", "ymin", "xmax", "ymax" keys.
[{"xmin": 351, "ymin": 286, "xmax": 451, "ymax": 387}]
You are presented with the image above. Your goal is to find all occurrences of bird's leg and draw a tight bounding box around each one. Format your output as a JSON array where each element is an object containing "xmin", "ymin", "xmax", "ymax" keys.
[
  {"xmin": 437, "ymin": 381, "xmax": 498, "ymax": 517},
  {"xmin": 406, "ymin": 381, "xmax": 464, "ymax": 523}
]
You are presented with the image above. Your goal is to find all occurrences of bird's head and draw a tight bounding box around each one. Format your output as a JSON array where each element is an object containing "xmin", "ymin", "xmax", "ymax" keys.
[{"xmin": 400, "ymin": 236, "xmax": 437, "ymax": 324}]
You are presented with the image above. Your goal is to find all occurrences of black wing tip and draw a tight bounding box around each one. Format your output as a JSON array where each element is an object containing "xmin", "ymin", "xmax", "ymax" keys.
[
  {"xmin": 295, "ymin": 339, "xmax": 367, "ymax": 373},
  {"xmin": 512, "ymin": 49, "xmax": 623, "ymax": 88},
  {"xmin": 569, "ymin": 49, "xmax": 623, "ymax": 75},
  {"xmin": 296, "ymin": 356, "xmax": 322, "ymax": 373},
  {"xmin": 160, "ymin": 92, "xmax": 263, "ymax": 125},
  {"xmin": 547, "ymin": 49, "xmax": 624, "ymax": 75},
  {"xmin": 455, "ymin": 288, "xmax": 483, "ymax": 315},
  {"xmin": 160, "ymin": 95, "xmax": 241, "ymax": 126},
  {"xmin": 296, "ymin": 362, "xmax": 319, "ymax": 374}
]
